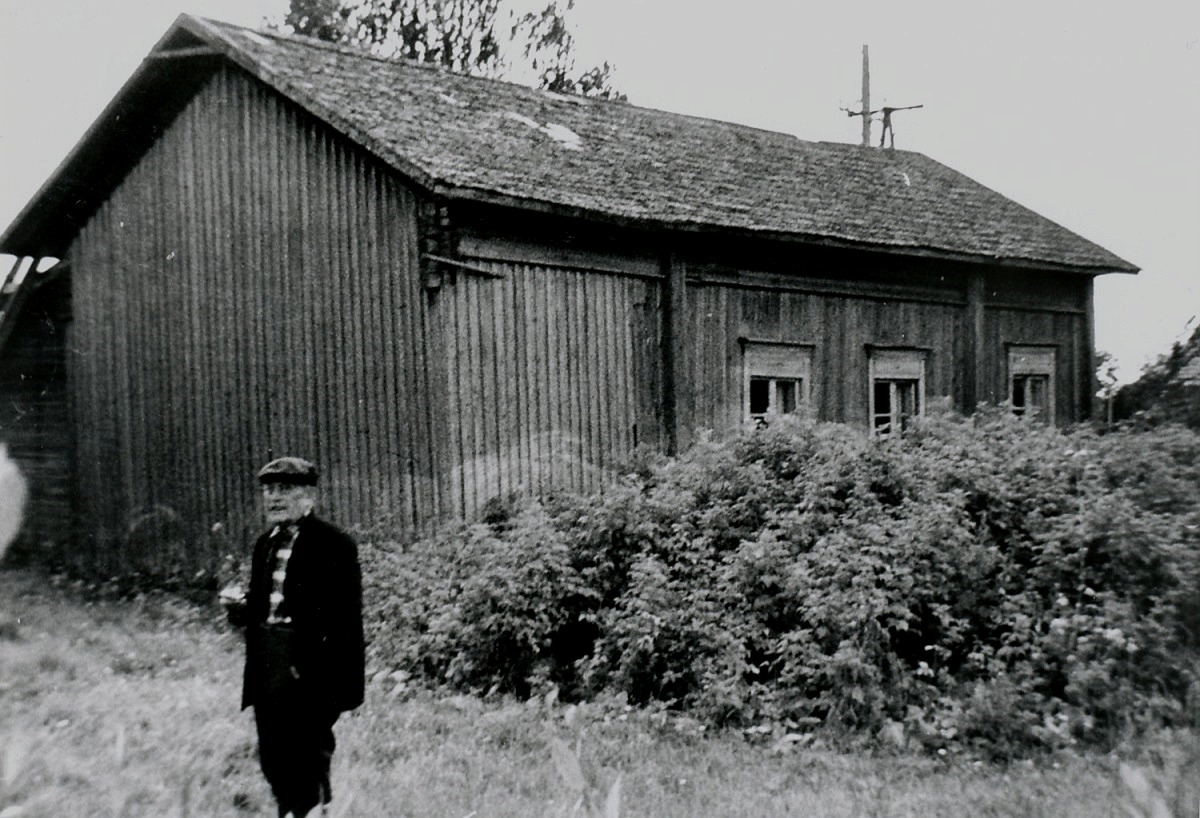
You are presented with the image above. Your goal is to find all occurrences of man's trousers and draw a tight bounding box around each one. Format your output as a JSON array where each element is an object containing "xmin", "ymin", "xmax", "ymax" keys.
[
  {"xmin": 251, "ymin": 624, "xmax": 338, "ymax": 817},
  {"xmin": 254, "ymin": 699, "xmax": 338, "ymax": 816}
]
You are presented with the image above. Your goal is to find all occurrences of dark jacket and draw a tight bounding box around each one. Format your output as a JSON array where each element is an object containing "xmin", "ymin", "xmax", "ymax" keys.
[{"xmin": 241, "ymin": 513, "xmax": 365, "ymax": 714}]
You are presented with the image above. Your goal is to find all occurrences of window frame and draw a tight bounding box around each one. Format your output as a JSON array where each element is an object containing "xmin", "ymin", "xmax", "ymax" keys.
[
  {"xmin": 1007, "ymin": 344, "xmax": 1057, "ymax": 423},
  {"xmin": 741, "ymin": 340, "xmax": 814, "ymax": 424},
  {"xmin": 867, "ymin": 347, "xmax": 927, "ymax": 435}
]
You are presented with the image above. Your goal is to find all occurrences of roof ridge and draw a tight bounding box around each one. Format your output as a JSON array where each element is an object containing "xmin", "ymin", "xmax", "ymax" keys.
[
  {"xmin": 189, "ymin": 14, "xmax": 871, "ymax": 152},
  {"xmin": 191, "ymin": 14, "xmax": 431, "ymax": 68},
  {"xmin": 190, "ymin": 15, "xmax": 575, "ymax": 101}
]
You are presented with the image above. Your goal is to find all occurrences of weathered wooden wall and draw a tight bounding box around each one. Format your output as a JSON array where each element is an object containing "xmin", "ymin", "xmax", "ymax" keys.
[
  {"xmin": 64, "ymin": 65, "xmax": 430, "ymax": 574},
  {"xmin": 669, "ymin": 253, "xmax": 1090, "ymax": 437},
  {"xmin": 0, "ymin": 275, "xmax": 72, "ymax": 562},
  {"xmin": 980, "ymin": 270, "xmax": 1092, "ymax": 423},
  {"xmin": 441, "ymin": 230, "xmax": 1095, "ymax": 465},
  {"xmin": 676, "ymin": 257, "xmax": 967, "ymax": 438},
  {"xmin": 428, "ymin": 260, "xmax": 665, "ymax": 519}
]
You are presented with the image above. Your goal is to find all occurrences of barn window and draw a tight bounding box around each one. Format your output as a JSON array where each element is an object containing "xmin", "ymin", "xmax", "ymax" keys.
[
  {"xmin": 742, "ymin": 341, "xmax": 813, "ymax": 425},
  {"xmin": 1008, "ymin": 345, "xmax": 1056, "ymax": 422},
  {"xmin": 868, "ymin": 348, "xmax": 926, "ymax": 435}
]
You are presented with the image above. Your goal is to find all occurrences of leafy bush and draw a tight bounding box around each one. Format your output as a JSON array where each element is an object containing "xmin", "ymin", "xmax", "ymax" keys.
[
  {"xmin": 363, "ymin": 413, "xmax": 1200, "ymax": 757},
  {"xmin": 361, "ymin": 501, "xmax": 598, "ymax": 697}
]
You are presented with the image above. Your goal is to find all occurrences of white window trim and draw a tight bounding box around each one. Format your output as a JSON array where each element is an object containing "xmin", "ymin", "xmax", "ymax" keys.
[
  {"xmin": 1007, "ymin": 345, "xmax": 1057, "ymax": 423},
  {"xmin": 742, "ymin": 341, "xmax": 814, "ymax": 423},
  {"xmin": 868, "ymin": 347, "xmax": 927, "ymax": 435}
]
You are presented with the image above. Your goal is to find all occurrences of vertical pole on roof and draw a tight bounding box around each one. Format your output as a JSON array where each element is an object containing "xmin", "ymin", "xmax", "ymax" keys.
[{"xmin": 861, "ymin": 45, "xmax": 871, "ymax": 147}]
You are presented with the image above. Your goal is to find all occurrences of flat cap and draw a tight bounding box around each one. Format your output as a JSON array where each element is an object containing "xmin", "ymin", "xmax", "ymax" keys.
[{"xmin": 257, "ymin": 456, "xmax": 319, "ymax": 486}]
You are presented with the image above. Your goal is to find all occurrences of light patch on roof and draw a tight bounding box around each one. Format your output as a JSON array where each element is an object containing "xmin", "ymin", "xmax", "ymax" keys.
[
  {"xmin": 437, "ymin": 92, "xmax": 467, "ymax": 108},
  {"xmin": 240, "ymin": 31, "xmax": 272, "ymax": 47},
  {"xmin": 505, "ymin": 112, "xmax": 541, "ymax": 130},
  {"xmin": 504, "ymin": 112, "xmax": 583, "ymax": 151},
  {"xmin": 543, "ymin": 123, "xmax": 582, "ymax": 150}
]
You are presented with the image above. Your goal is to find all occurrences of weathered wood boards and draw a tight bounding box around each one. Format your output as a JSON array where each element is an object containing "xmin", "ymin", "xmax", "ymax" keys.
[
  {"xmin": 0, "ymin": 62, "xmax": 1097, "ymax": 575},
  {"xmin": 63, "ymin": 67, "xmax": 428, "ymax": 571}
]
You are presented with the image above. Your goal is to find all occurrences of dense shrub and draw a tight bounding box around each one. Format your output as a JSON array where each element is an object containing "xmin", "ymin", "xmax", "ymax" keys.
[{"xmin": 363, "ymin": 413, "xmax": 1200, "ymax": 756}]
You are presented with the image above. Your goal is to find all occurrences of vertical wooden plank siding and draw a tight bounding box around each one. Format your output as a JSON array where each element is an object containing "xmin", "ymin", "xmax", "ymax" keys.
[
  {"xmin": 569, "ymin": 269, "xmax": 587, "ymax": 483},
  {"xmin": 678, "ymin": 264, "xmax": 1091, "ymax": 431},
  {"xmin": 663, "ymin": 253, "xmax": 690, "ymax": 454},
  {"xmin": 965, "ymin": 272, "xmax": 986, "ymax": 411},
  {"xmin": 434, "ymin": 263, "xmax": 662, "ymax": 520},
  {"xmin": 983, "ymin": 308, "xmax": 1084, "ymax": 424},
  {"xmin": 685, "ymin": 282, "xmax": 967, "ymax": 436},
  {"xmin": 683, "ymin": 284, "xmax": 733, "ymax": 435},
  {"xmin": 981, "ymin": 271, "xmax": 1090, "ymax": 423},
  {"xmin": 59, "ymin": 66, "xmax": 427, "ymax": 574},
  {"xmin": 1081, "ymin": 277, "xmax": 1097, "ymax": 421},
  {"xmin": 630, "ymin": 281, "xmax": 665, "ymax": 452}
]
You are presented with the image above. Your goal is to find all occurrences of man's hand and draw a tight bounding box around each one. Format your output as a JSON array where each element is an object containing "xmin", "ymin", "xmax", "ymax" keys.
[{"xmin": 219, "ymin": 584, "xmax": 248, "ymax": 627}]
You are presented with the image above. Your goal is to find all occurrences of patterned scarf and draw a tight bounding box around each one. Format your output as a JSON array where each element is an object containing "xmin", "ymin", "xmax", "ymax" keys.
[{"xmin": 265, "ymin": 522, "xmax": 300, "ymax": 625}]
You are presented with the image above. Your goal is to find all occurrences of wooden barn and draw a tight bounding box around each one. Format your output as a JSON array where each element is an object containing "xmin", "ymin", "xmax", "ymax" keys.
[{"xmin": 0, "ymin": 14, "xmax": 1137, "ymax": 574}]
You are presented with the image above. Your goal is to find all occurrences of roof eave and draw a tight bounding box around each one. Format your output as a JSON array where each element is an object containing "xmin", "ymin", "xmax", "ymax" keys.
[{"xmin": 437, "ymin": 184, "xmax": 1141, "ymax": 276}]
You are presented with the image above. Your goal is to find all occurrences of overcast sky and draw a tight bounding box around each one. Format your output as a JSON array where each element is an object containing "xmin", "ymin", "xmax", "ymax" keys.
[{"xmin": 1, "ymin": 0, "xmax": 1196, "ymax": 383}]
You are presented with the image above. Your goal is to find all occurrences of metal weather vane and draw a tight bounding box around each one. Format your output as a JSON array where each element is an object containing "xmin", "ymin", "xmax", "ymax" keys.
[{"xmin": 839, "ymin": 45, "xmax": 923, "ymax": 149}]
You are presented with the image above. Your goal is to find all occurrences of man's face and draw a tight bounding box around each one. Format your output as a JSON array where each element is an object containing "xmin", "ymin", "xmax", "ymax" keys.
[{"xmin": 262, "ymin": 483, "xmax": 315, "ymax": 526}]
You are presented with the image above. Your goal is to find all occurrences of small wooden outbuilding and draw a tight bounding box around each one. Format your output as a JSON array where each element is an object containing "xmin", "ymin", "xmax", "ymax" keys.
[{"xmin": 0, "ymin": 15, "xmax": 1137, "ymax": 574}]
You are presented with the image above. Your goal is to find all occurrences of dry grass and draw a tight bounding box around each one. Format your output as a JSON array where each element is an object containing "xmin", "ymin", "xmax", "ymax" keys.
[{"xmin": 0, "ymin": 567, "xmax": 1191, "ymax": 817}]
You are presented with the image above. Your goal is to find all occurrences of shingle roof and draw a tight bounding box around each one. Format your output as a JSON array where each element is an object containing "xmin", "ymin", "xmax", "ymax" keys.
[{"xmin": 2, "ymin": 14, "xmax": 1138, "ymax": 274}]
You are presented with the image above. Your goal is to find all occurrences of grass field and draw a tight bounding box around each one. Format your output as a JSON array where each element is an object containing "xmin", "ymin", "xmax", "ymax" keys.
[{"xmin": 0, "ymin": 567, "xmax": 1185, "ymax": 817}]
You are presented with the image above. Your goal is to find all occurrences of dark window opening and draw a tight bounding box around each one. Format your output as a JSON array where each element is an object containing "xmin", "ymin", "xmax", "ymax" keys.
[
  {"xmin": 1012, "ymin": 374, "xmax": 1049, "ymax": 418},
  {"xmin": 873, "ymin": 381, "xmax": 892, "ymax": 431},
  {"xmin": 749, "ymin": 378, "xmax": 770, "ymax": 416},
  {"xmin": 748, "ymin": 376, "xmax": 803, "ymax": 424},
  {"xmin": 873, "ymin": 379, "xmax": 919, "ymax": 435},
  {"xmin": 776, "ymin": 380, "xmax": 797, "ymax": 414}
]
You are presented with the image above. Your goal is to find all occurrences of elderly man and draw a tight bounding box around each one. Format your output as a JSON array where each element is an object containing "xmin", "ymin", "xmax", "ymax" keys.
[{"xmin": 230, "ymin": 456, "xmax": 364, "ymax": 818}]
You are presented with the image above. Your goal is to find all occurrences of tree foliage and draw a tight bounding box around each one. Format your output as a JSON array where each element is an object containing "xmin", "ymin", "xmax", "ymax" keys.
[
  {"xmin": 281, "ymin": 0, "xmax": 622, "ymax": 98},
  {"xmin": 513, "ymin": 1, "xmax": 619, "ymax": 98},
  {"xmin": 1114, "ymin": 321, "xmax": 1200, "ymax": 429}
]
